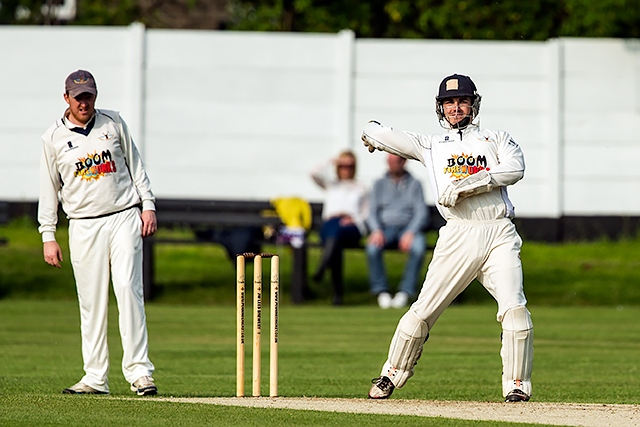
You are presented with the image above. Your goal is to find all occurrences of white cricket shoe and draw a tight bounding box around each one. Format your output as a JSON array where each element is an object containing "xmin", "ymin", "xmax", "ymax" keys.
[
  {"xmin": 377, "ymin": 292, "xmax": 393, "ymax": 309},
  {"xmin": 368, "ymin": 376, "xmax": 395, "ymax": 399},
  {"xmin": 62, "ymin": 381, "xmax": 108, "ymax": 395},
  {"xmin": 131, "ymin": 376, "xmax": 158, "ymax": 396},
  {"xmin": 391, "ymin": 291, "xmax": 409, "ymax": 308}
]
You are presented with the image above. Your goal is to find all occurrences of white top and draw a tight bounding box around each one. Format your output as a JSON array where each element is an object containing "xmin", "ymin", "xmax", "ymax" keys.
[
  {"xmin": 311, "ymin": 160, "xmax": 369, "ymax": 234},
  {"xmin": 362, "ymin": 121, "xmax": 525, "ymax": 221},
  {"xmin": 38, "ymin": 109, "xmax": 155, "ymax": 242}
]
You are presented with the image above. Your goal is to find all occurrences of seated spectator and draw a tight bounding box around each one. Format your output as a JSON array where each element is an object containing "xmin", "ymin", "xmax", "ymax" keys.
[
  {"xmin": 311, "ymin": 150, "xmax": 369, "ymax": 305},
  {"xmin": 366, "ymin": 154, "xmax": 428, "ymax": 308}
]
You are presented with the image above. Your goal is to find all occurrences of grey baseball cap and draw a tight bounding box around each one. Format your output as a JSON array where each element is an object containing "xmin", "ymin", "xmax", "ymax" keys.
[{"xmin": 65, "ymin": 70, "xmax": 97, "ymax": 98}]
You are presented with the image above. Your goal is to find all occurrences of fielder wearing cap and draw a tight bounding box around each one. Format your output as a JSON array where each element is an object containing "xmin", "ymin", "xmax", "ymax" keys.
[
  {"xmin": 362, "ymin": 74, "xmax": 533, "ymax": 403},
  {"xmin": 65, "ymin": 69, "xmax": 98, "ymax": 98},
  {"xmin": 38, "ymin": 69, "xmax": 158, "ymax": 397}
]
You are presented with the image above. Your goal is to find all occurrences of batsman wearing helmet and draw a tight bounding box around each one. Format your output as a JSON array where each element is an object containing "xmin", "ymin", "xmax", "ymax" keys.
[{"xmin": 362, "ymin": 74, "xmax": 533, "ymax": 402}]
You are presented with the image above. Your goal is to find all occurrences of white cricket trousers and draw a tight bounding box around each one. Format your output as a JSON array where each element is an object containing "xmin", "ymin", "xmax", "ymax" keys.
[
  {"xmin": 414, "ymin": 218, "xmax": 526, "ymax": 325},
  {"xmin": 382, "ymin": 218, "xmax": 530, "ymax": 389},
  {"xmin": 69, "ymin": 207, "xmax": 154, "ymax": 392}
]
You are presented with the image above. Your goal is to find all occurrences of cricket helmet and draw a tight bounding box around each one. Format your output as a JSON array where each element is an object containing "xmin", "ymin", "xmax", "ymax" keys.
[{"xmin": 435, "ymin": 74, "xmax": 482, "ymax": 129}]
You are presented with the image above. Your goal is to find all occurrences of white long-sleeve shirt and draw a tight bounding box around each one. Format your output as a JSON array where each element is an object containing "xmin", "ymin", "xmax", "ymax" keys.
[
  {"xmin": 362, "ymin": 121, "xmax": 524, "ymax": 221},
  {"xmin": 38, "ymin": 109, "xmax": 155, "ymax": 242}
]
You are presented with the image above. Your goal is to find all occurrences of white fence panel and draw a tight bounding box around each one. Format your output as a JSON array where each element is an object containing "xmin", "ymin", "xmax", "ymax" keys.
[
  {"xmin": 0, "ymin": 25, "xmax": 639, "ymax": 218},
  {"xmin": 0, "ymin": 25, "xmax": 142, "ymax": 200},
  {"xmin": 144, "ymin": 29, "xmax": 353, "ymax": 201},
  {"xmin": 561, "ymin": 38, "xmax": 640, "ymax": 215}
]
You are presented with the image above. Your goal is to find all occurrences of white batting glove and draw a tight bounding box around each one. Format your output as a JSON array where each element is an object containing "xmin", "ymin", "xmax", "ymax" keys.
[
  {"xmin": 438, "ymin": 170, "xmax": 493, "ymax": 208},
  {"xmin": 362, "ymin": 120, "xmax": 383, "ymax": 153},
  {"xmin": 456, "ymin": 169, "xmax": 493, "ymax": 198},
  {"xmin": 363, "ymin": 140, "xmax": 377, "ymax": 152},
  {"xmin": 361, "ymin": 134, "xmax": 379, "ymax": 153},
  {"xmin": 438, "ymin": 183, "xmax": 459, "ymax": 208}
]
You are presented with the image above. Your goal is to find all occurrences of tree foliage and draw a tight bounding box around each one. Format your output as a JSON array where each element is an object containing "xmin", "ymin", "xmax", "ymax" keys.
[
  {"xmin": 1, "ymin": 0, "xmax": 639, "ymax": 40},
  {"xmin": 0, "ymin": 0, "xmax": 224, "ymax": 28},
  {"xmin": 226, "ymin": 0, "xmax": 640, "ymax": 39}
]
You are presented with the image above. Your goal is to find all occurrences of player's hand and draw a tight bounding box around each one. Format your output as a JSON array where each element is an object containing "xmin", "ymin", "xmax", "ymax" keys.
[
  {"xmin": 367, "ymin": 230, "xmax": 385, "ymax": 248},
  {"xmin": 439, "ymin": 171, "xmax": 493, "ymax": 207},
  {"xmin": 438, "ymin": 183, "xmax": 459, "ymax": 208},
  {"xmin": 141, "ymin": 210, "xmax": 158, "ymax": 237},
  {"xmin": 361, "ymin": 134, "xmax": 378, "ymax": 153},
  {"xmin": 43, "ymin": 241, "xmax": 63, "ymax": 268}
]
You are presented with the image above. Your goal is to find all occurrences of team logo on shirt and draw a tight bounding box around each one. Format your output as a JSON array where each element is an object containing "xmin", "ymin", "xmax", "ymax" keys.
[
  {"xmin": 98, "ymin": 131, "xmax": 114, "ymax": 141},
  {"xmin": 64, "ymin": 141, "xmax": 79, "ymax": 152},
  {"xmin": 74, "ymin": 149, "xmax": 117, "ymax": 181},
  {"xmin": 444, "ymin": 152, "xmax": 489, "ymax": 179}
]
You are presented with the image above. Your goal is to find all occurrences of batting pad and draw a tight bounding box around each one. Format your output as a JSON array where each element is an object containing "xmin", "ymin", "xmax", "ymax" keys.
[
  {"xmin": 384, "ymin": 310, "xmax": 430, "ymax": 388},
  {"xmin": 500, "ymin": 306, "xmax": 533, "ymax": 396}
]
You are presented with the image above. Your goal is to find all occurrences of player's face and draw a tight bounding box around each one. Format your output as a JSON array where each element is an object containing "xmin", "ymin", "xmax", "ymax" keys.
[
  {"xmin": 442, "ymin": 96, "xmax": 472, "ymax": 125},
  {"xmin": 64, "ymin": 92, "xmax": 96, "ymax": 125}
]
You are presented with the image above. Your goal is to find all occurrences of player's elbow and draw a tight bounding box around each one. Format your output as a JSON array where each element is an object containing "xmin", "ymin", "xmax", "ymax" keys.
[{"xmin": 490, "ymin": 170, "xmax": 524, "ymax": 187}]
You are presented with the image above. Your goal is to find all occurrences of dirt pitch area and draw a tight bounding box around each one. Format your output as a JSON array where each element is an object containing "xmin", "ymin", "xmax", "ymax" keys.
[{"xmin": 157, "ymin": 397, "xmax": 640, "ymax": 426}]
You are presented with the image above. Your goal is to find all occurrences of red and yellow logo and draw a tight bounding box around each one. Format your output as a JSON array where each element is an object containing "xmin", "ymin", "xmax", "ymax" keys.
[
  {"xmin": 74, "ymin": 150, "xmax": 117, "ymax": 181},
  {"xmin": 444, "ymin": 152, "xmax": 489, "ymax": 179}
]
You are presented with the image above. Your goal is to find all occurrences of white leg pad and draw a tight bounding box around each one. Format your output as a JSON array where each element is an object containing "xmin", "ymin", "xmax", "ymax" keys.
[
  {"xmin": 500, "ymin": 306, "xmax": 534, "ymax": 397},
  {"xmin": 381, "ymin": 310, "xmax": 429, "ymax": 388}
]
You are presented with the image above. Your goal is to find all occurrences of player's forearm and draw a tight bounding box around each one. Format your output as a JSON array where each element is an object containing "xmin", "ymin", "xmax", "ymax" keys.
[
  {"xmin": 38, "ymin": 147, "xmax": 61, "ymax": 242},
  {"xmin": 486, "ymin": 154, "xmax": 525, "ymax": 187},
  {"xmin": 362, "ymin": 121, "xmax": 424, "ymax": 162},
  {"xmin": 131, "ymin": 157, "xmax": 156, "ymax": 210},
  {"xmin": 37, "ymin": 193, "xmax": 59, "ymax": 242},
  {"xmin": 119, "ymin": 118, "xmax": 156, "ymax": 208},
  {"xmin": 488, "ymin": 169, "xmax": 524, "ymax": 187},
  {"xmin": 489, "ymin": 132, "xmax": 525, "ymax": 187},
  {"xmin": 37, "ymin": 202, "xmax": 58, "ymax": 242}
]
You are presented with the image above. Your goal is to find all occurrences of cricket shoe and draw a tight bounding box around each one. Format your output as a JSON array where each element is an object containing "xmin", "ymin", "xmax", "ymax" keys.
[
  {"xmin": 131, "ymin": 376, "xmax": 158, "ymax": 396},
  {"xmin": 505, "ymin": 389, "xmax": 530, "ymax": 402},
  {"xmin": 62, "ymin": 381, "xmax": 108, "ymax": 395},
  {"xmin": 368, "ymin": 376, "xmax": 395, "ymax": 399}
]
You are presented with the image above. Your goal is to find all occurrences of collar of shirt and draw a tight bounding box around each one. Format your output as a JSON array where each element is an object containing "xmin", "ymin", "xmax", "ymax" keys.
[{"xmin": 63, "ymin": 110, "xmax": 97, "ymax": 136}]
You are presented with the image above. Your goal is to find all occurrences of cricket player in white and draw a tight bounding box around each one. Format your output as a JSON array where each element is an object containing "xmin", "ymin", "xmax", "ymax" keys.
[
  {"xmin": 363, "ymin": 74, "xmax": 533, "ymax": 402},
  {"xmin": 38, "ymin": 70, "xmax": 158, "ymax": 396}
]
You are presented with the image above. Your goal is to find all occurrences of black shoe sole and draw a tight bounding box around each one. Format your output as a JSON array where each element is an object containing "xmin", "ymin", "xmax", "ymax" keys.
[
  {"xmin": 136, "ymin": 387, "xmax": 158, "ymax": 396},
  {"xmin": 505, "ymin": 392, "xmax": 530, "ymax": 402}
]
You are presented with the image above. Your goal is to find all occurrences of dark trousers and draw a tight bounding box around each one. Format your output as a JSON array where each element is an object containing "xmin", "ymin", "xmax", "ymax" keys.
[{"xmin": 314, "ymin": 217, "xmax": 362, "ymax": 305}]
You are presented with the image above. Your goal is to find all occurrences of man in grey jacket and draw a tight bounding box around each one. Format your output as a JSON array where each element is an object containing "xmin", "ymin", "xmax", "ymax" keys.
[{"xmin": 366, "ymin": 153, "xmax": 428, "ymax": 309}]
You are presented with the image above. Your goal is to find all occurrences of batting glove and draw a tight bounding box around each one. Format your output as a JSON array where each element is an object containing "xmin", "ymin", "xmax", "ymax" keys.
[
  {"xmin": 438, "ymin": 170, "xmax": 493, "ymax": 208},
  {"xmin": 438, "ymin": 183, "xmax": 459, "ymax": 208},
  {"xmin": 361, "ymin": 134, "xmax": 379, "ymax": 153}
]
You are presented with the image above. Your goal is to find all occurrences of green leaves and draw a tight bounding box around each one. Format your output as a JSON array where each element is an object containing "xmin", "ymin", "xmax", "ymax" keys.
[
  {"xmin": 2, "ymin": 0, "xmax": 637, "ymax": 40},
  {"xmin": 225, "ymin": 0, "xmax": 640, "ymax": 39}
]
